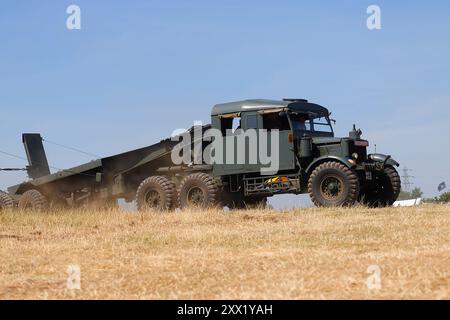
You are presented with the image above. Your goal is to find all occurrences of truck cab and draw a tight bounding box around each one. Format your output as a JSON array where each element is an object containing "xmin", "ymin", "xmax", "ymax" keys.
[
  {"xmin": 210, "ymin": 99, "xmax": 333, "ymax": 176},
  {"xmin": 209, "ymin": 99, "xmax": 401, "ymax": 208}
]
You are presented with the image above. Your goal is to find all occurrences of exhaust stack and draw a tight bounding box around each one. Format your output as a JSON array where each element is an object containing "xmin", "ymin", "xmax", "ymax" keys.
[{"xmin": 22, "ymin": 133, "xmax": 50, "ymax": 180}]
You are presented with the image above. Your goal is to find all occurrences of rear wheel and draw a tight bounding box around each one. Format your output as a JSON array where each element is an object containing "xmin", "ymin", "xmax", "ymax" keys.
[
  {"xmin": 359, "ymin": 166, "xmax": 401, "ymax": 207},
  {"xmin": 136, "ymin": 176, "xmax": 176, "ymax": 211},
  {"xmin": 178, "ymin": 173, "xmax": 218, "ymax": 209},
  {"xmin": 308, "ymin": 161, "xmax": 359, "ymax": 207},
  {"xmin": 18, "ymin": 190, "xmax": 48, "ymax": 211},
  {"xmin": 0, "ymin": 192, "xmax": 14, "ymax": 211}
]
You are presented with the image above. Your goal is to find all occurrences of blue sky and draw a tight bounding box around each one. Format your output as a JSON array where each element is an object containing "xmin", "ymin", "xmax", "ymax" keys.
[{"xmin": 1, "ymin": 1, "xmax": 449, "ymax": 204}]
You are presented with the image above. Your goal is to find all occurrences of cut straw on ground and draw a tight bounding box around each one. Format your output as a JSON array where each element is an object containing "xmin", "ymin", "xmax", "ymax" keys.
[{"xmin": 0, "ymin": 204, "xmax": 449, "ymax": 299}]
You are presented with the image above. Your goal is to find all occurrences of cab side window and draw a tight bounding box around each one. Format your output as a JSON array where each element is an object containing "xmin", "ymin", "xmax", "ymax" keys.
[
  {"xmin": 220, "ymin": 116, "xmax": 241, "ymax": 135},
  {"xmin": 232, "ymin": 117, "xmax": 241, "ymax": 132},
  {"xmin": 262, "ymin": 113, "xmax": 290, "ymax": 131},
  {"xmin": 246, "ymin": 114, "xmax": 258, "ymax": 129}
]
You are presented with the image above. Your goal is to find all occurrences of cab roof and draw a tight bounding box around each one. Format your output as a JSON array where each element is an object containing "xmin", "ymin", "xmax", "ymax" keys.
[{"xmin": 211, "ymin": 99, "xmax": 330, "ymax": 116}]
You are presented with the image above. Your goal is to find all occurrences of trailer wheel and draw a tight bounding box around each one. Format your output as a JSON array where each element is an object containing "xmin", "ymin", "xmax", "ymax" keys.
[
  {"xmin": 0, "ymin": 191, "xmax": 14, "ymax": 211},
  {"xmin": 178, "ymin": 173, "xmax": 218, "ymax": 209},
  {"xmin": 308, "ymin": 161, "xmax": 359, "ymax": 207},
  {"xmin": 359, "ymin": 166, "xmax": 401, "ymax": 208},
  {"xmin": 136, "ymin": 176, "xmax": 176, "ymax": 211},
  {"xmin": 18, "ymin": 190, "xmax": 48, "ymax": 211}
]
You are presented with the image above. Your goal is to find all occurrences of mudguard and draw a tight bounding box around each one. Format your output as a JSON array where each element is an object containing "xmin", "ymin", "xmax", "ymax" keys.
[
  {"xmin": 305, "ymin": 156, "xmax": 353, "ymax": 174},
  {"xmin": 369, "ymin": 153, "xmax": 400, "ymax": 167}
]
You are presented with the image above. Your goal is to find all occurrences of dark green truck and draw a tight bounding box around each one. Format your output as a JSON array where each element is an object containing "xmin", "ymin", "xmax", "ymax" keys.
[{"xmin": 0, "ymin": 99, "xmax": 400, "ymax": 211}]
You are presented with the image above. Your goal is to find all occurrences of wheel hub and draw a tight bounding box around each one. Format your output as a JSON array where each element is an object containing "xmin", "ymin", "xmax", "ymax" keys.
[
  {"xmin": 327, "ymin": 182, "xmax": 339, "ymax": 193},
  {"xmin": 320, "ymin": 176, "xmax": 344, "ymax": 200},
  {"xmin": 145, "ymin": 190, "xmax": 161, "ymax": 208},
  {"xmin": 187, "ymin": 187, "xmax": 205, "ymax": 205}
]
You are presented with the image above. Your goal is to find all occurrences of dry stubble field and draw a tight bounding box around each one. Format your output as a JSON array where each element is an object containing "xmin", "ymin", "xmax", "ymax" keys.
[{"xmin": 0, "ymin": 204, "xmax": 449, "ymax": 300}]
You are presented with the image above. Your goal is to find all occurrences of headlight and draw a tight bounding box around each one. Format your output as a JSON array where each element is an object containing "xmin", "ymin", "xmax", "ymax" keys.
[{"xmin": 352, "ymin": 152, "xmax": 359, "ymax": 160}]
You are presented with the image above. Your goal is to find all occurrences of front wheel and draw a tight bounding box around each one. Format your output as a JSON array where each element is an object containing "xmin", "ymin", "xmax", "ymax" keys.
[
  {"xmin": 359, "ymin": 166, "xmax": 401, "ymax": 207},
  {"xmin": 308, "ymin": 162, "xmax": 359, "ymax": 207}
]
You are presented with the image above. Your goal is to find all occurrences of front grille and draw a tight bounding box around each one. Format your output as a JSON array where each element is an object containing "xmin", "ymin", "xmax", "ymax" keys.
[
  {"xmin": 363, "ymin": 163, "xmax": 377, "ymax": 171},
  {"xmin": 362, "ymin": 162, "xmax": 383, "ymax": 171}
]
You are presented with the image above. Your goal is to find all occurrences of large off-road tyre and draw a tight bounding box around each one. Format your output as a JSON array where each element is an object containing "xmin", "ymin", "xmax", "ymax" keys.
[
  {"xmin": 359, "ymin": 166, "xmax": 401, "ymax": 208},
  {"xmin": 18, "ymin": 190, "xmax": 48, "ymax": 211},
  {"xmin": 178, "ymin": 173, "xmax": 218, "ymax": 209},
  {"xmin": 0, "ymin": 191, "xmax": 14, "ymax": 211},
  {"xmin": 136, "ymin": 176, "xmax": 176, "ymax": 211},
  {"xmin": 308, "ymin": 161, "xmax": 359, "ymax": 207}
]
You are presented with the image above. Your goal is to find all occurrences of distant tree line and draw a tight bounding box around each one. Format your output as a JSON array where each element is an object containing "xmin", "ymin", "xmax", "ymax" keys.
[
  {"xmin": 424, "ymin": 192, "xmax": 450, "ymax": 204},
  {"xmin": 397, "ymin": 187, "xmax": 423, "ymax": 201},
  {"xmin": 398, "ymin": 187, "xmax": 450, "ymax": 203}
]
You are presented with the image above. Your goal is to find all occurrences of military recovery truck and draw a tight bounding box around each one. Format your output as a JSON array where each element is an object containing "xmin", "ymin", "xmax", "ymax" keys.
[{"xmin": 0, "ymin": 99, "xmax": 401, "ymax": 212}]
